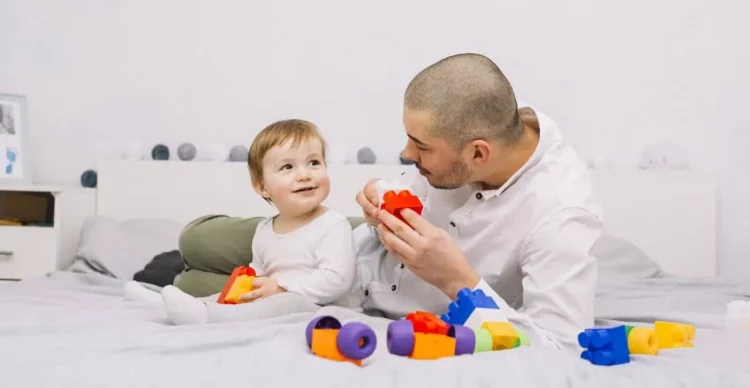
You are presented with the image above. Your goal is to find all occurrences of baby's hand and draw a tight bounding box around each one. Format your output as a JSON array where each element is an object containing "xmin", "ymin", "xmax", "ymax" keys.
[{"xmin": 238, "ymin": 277, "xmax": 285, "ymax": 302}]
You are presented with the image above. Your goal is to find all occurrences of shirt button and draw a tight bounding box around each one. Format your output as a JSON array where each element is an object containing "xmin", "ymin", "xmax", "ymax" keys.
[
  {"xmin": 450, "ymin": 221, "xmax": 456, "ymax": 227},
  {"xmin": 400, "ymin": 263, "xmax": 405, "ymax": 269},
  {"xmin": 391, "ymin": 285, "xmax": 397, "ymax": 291},
  {"xmin": 364, "ymin": 289, "xmax": 369, "ymax": 296},
  {"xmin": 476, "ymin": 192, "xmax": 483, "ymax": 200}
]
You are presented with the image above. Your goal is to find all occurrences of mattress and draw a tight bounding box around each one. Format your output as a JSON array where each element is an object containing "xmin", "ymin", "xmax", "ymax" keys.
[{"xmin": 1, "ymin": 271, "xmax": 749, "ymax": 388}]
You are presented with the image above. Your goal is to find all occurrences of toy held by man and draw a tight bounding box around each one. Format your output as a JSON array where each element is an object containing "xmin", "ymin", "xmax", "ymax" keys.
[
  {"xmin": 216, "ymin": 266, "xmax": 257, "ymax": 304},
  {"xmin": 441, "ymin": 287, "xmax": 527, "ymax": 350},
  {"xmin": 376, "ymin": 180, "xmax": 423, "ymax": 225},
  {"xmin": 387, "ymin": 310, "xmax": 476, "ymax": 359},
  {"xmin": 306, "ymin": 315, "xmax": 377, "ymax": 366}
]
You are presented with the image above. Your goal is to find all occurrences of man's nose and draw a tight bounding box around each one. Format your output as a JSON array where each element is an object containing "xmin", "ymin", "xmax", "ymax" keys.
[{"xmin": 400, "ymin": 149, "xmax": 417, "ymax": 165}]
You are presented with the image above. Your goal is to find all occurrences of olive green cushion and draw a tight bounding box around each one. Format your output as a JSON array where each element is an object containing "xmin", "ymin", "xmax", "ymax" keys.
[{"xmin": 173, "ymin": 214, "xmax": 366, "ymax": 297}]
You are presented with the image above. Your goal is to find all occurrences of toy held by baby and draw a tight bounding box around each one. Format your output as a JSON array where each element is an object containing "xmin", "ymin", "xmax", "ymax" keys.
[{"xmin": 217, "ymin": 266, "xmax": 258, "ymax": 304}]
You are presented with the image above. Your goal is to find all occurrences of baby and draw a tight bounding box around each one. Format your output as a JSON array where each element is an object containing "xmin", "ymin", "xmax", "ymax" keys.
[{"xmin": 124, "ymin": 119, "xmax": 359, "ymax": 324}]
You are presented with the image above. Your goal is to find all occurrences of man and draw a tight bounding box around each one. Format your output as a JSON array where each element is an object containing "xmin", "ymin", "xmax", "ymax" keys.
[{"xmin": 354, "ymin": 53, "xmax": 603, "ymax": 351}]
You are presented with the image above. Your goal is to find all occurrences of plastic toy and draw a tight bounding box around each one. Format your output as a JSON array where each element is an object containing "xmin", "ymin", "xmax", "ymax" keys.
[
  {"xmin": 375, "ymin": 180, "xmax": 423, "ymax": 226},
  {"xmin": 216, "ymin": 266, "xmax": 257, "ymax": 304},
  {"xmin": 578, "ymin": 325, "xmax": 630, "ymax": 366},
  {"xmin": 381, "ymin": 190, "xmax": 423, "ymax": 224},
  {"xmin": 306, "ymin": 315, "xmax": 377, "ymax": 366},
  {"xmin": 440, "ymin": 288, "xmax": 521, "ymax": 350},
  {"xmin": 387, "ymin": 311, "xmax": 475, "ymax": 359},
  {"xmin": 623, "ymin": 325, "xmax": 659, "ymax": 355},
  {"xmin": 654, "ymin": 321, "xmax": 695, "ymax": 349}
]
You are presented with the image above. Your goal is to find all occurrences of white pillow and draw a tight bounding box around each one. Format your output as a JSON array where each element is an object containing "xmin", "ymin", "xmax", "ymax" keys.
[
  {"xmin": 72, "ymin": 216, "xmax": 184, "ymax": 280},
  {"xmin": 592, "ymin": 234, "xmax": 669, "ymax": 282}
]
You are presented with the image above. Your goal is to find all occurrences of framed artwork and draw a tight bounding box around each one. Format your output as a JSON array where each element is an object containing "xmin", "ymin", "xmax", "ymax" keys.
[{"xmin": 0, "ymin": 93, "xmax": 31, "ymax": 186}]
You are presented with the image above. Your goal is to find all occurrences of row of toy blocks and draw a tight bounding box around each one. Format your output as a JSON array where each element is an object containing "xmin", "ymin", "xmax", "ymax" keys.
[{"xmin": 579, "ymin": 321, "xmax": 695, "ymax": 366}]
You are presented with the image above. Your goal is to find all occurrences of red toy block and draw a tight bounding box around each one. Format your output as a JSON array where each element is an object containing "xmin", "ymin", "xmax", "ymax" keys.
[
  {"xmin": 406, "ymin": 311, "xmax": 450, "ymax": 336},
  {"xmin": 387, "ymin": 311, "xmax": 475, "ymax": 360},
  {"xmin": 380, "ymin": 190, "xmax": 423, "ymax": 225},
  {"xmin": 216, "ymin": 266, "xmax": 257, "ymax": 304}
]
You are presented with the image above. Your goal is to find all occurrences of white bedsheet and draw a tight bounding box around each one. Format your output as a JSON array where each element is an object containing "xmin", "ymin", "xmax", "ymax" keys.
[{"xmin": 1, "ymin": 272, "xmax": 749, "ymax": 388}]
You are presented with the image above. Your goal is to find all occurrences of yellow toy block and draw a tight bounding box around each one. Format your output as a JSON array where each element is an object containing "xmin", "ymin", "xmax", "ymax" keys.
[
  {"xmin": 224, "ymin": 274, "xmax": 256, "ymax": 304},
  {"xmin": 654, "ymin": 321, "xmax": 695, "ymax": 349},
  {"xmin": 627, "ymin": 327, "xmax": 659, "ymax": 355},
  {"xmin": 481, "ymin": 321, "xmax": 518, "ymax": 350}
]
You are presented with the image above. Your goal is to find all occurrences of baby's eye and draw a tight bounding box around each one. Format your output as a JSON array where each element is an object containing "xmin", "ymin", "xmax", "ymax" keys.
[
  {"xmin": 280, "ymin": 164, "xmax": 292, "ymax": 171},
  {"xmin": 310, "ymin": 159, "xmax": 322, "ymax": 166}
]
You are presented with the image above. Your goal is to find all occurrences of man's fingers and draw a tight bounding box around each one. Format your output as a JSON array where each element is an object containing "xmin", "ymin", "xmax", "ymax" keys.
[
  {"xmin": 377, "ymin": 223, "xmax": 417, "ymax": 262},
  {"xmin": 357, "ymin": 190, "xmax": 379, "ymax": 219},
  {"xmin": 399, "ymin": 208, "xmax": 431, "ymax": 235},
  {"xmin": 379, "ymin": 209, "xmax": 423, "ymax": 245}
]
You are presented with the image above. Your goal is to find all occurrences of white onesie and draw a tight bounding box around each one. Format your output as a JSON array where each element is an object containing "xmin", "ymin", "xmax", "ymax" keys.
[{"xmin": 249, "ymin": 209, "xmax": 359, "ymax": 308}]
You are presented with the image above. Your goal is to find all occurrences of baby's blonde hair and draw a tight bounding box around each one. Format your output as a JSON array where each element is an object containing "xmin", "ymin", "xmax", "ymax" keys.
[{"xmin": 248, "ymin": 119, "xmax": 327, "ymax": 201}]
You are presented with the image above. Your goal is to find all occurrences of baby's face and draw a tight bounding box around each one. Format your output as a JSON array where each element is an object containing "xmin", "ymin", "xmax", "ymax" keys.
[{"xmin": 259, "ymin": 138, "xmax": 330, "ymax": 216}]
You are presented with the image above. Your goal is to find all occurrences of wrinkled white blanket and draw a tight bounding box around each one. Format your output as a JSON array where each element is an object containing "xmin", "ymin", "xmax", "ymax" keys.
[{"xmin": 1, "ymin": 272, "xmax": 749, "ymax": 388}]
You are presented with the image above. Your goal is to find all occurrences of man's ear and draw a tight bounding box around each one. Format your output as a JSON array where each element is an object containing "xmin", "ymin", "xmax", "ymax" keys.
[{"xmin": 468, "ymin": 139, "xmax": 492, "ymax": 167}]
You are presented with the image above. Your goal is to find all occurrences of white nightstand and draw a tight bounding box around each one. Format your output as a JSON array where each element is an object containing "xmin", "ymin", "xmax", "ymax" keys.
[{"xmin": 0, "ymin": 185, "xmax": 61, "ymax": 280}]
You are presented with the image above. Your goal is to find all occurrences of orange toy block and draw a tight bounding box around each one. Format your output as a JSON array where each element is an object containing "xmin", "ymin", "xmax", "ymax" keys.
[
  {"xmin": 654, "ymin": 321, "xmax": 695, "ymax": 349},
  {"xmin": 216, "ymin": 266, "xmax": 257, "ymax": 304},
  {"xmin": 311, "ymin": 329, "xmax": 363, "ymax": 366},
  {"xmin": 410, "ymin": 333, "xmax": 456, "ymax": 360},
  {"xmin": 380, "ymin": 190, "xmax": 423, "ymax": 225}
]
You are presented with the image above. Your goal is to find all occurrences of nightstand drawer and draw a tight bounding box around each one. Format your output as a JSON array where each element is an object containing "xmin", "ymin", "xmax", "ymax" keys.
[{"xmin": 0, "ymin": 226, "xmax": 58, "ymax": 280}]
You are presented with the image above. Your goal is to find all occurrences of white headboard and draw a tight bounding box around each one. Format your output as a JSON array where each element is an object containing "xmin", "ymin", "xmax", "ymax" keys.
[{"xmin": 95, "ymin": 160, "xmax": 716, "ymax": 277}]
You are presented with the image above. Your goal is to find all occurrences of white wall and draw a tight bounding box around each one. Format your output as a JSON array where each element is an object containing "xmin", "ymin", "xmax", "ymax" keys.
[{"xmin": 1, "ymin": 0, "xmax": 748, "ymax": 282}]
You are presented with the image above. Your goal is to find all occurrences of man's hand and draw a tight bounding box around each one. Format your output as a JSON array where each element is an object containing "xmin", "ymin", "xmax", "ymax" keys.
[
  {"xmin": 238, "ymin": 277, "xmax": 285, "ymax": 302},
  {"xmin": 356, "ymin": 178, "xmax": 382, "ymax": 227},
  {"xmin": 376, "ymin": 208, "xmax": 480, "ymax": 299}
]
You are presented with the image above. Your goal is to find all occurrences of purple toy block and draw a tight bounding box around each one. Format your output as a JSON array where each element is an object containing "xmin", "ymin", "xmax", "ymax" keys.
[
  {"xmin": 578, "ymin": 325, "xmax": 630, "ymax": 366},
  {"xmin": 441, "ymin": 287, "xmax": 500, "ymax": 325}
]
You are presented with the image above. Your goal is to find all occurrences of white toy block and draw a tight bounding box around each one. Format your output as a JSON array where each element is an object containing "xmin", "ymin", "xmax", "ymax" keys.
[{"xmin": 464, "ymin": 307, "xmax": 510, "ymax": 330}]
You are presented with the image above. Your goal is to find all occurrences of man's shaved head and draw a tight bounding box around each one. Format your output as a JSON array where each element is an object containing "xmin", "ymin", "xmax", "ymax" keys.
[{"xmin": 404, "ymin": 53, "xmax": 522, "ymax": 148}]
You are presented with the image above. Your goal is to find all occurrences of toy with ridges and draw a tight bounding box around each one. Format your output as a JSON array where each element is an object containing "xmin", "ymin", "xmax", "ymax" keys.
[
  {"xmin": 306, "ymin": 315, "xmax": 377, "ymax": 366},
  {"xmin": 375, "ymin": 180, "xmax": 423, "ymax": 226},
  {"xmin": 654, "ymin": 321, "xmax": 694, "ymax": 348},
  {"xmin": 387, "ymin": 311, "xmax": 475, "ymax": 360},
  {"xmin": 578, "ymin": 325, "xmax": 630, "ymax": 366},
  {"xmin": 216, "ymin": 266, "xmax": 257, "ymax": 304},
  {"xmin": 441, "ymin": 287, "xmax": 525, "ymax": 350}
]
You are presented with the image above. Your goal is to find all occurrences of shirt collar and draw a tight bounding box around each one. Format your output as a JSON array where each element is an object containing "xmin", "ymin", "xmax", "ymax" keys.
[{"xmin": 472, "ymin": 105, "xmax": 556, "ymax": 200}]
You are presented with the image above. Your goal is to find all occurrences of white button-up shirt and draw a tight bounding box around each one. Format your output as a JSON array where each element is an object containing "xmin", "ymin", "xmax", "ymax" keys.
[{"xmin": 353, "ymin": 104, "xmax": 604, "ymax": 352}]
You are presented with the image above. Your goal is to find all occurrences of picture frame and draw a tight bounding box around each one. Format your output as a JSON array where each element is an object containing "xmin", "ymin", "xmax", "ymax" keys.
[{"xmin": 0, "ymin": 93, "xmax": 31, "ymax": 186}]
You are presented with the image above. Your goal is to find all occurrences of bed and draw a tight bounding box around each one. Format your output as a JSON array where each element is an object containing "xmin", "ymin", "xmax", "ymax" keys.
[{"xmin": 1, "ymin": 160, "xmax": 748, "ymax": 387}]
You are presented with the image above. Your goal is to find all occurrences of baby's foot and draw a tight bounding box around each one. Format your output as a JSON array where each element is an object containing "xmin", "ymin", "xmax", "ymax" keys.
[
  {"xmin": 161, "ymin": 285, "xmax": 208, "ymax": 325},
  {"xmin": 124, "ymin": 281, "xmax": 163, "ymax": 305}
]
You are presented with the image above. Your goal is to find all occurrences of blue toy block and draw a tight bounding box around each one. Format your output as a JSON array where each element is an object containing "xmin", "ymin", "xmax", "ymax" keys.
[
  {"xmin": 440, "ymin": 287, "xmax": 499, "ymax": 325},
  {"xmin": 578, "ymin": 325, "xmax": 630, "ymax": 366}
]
